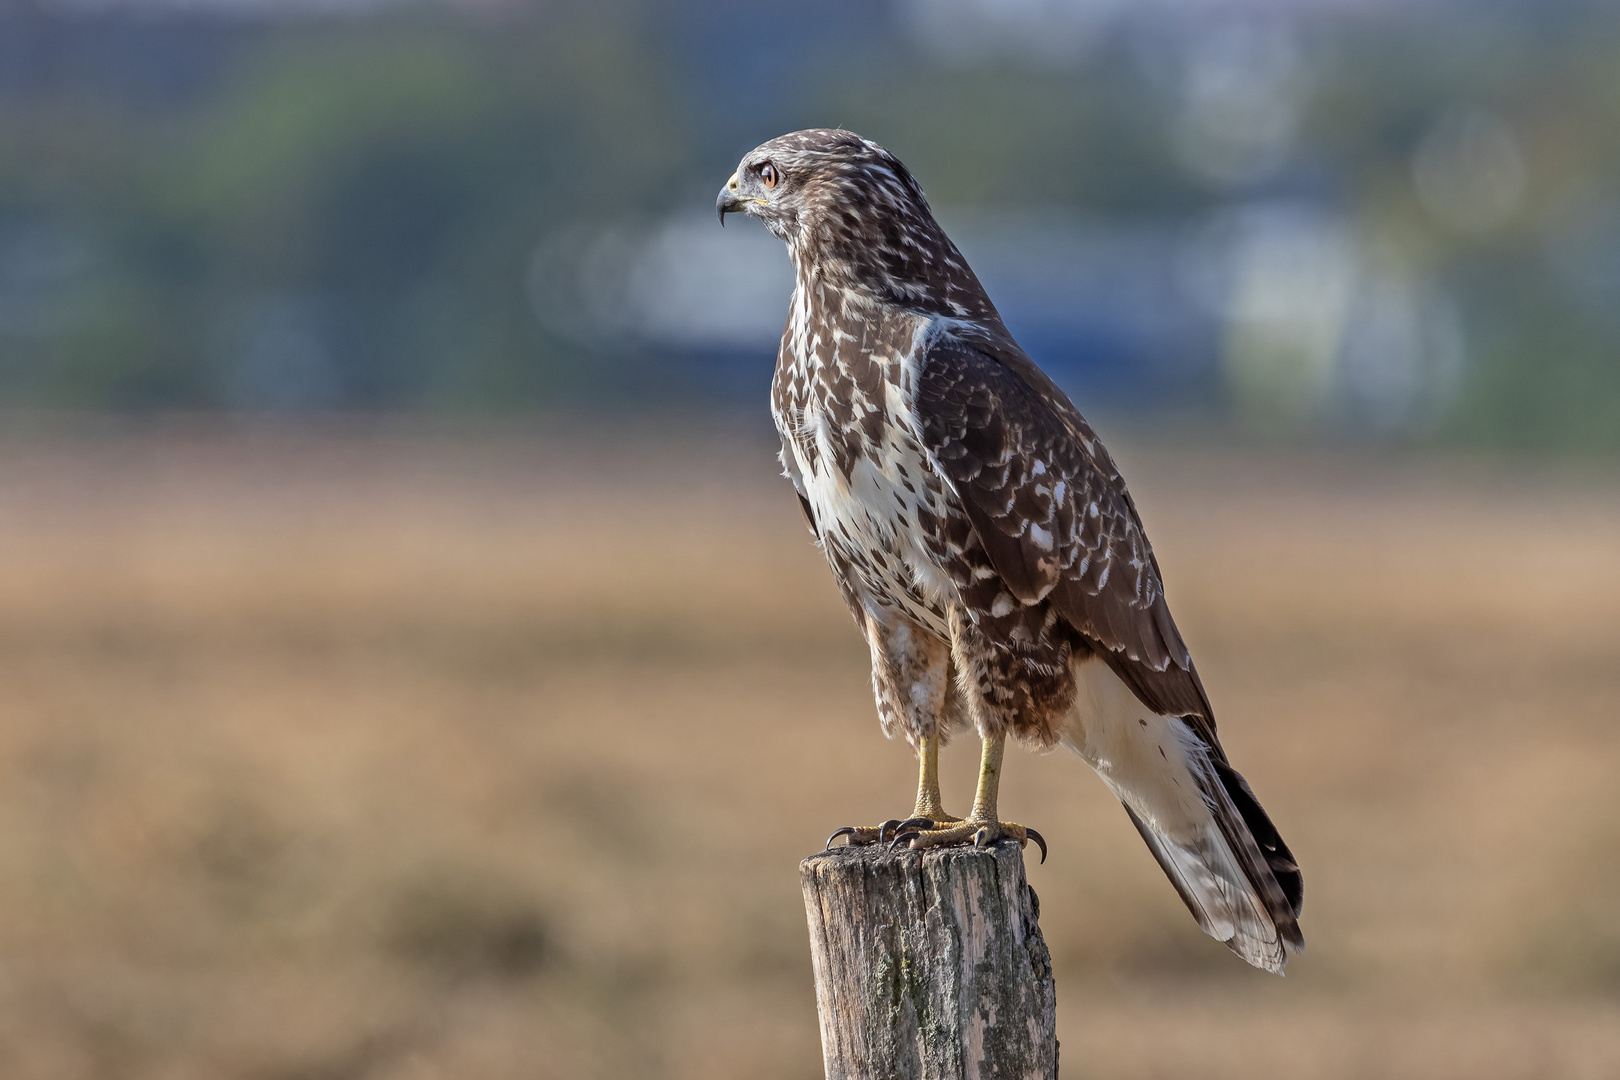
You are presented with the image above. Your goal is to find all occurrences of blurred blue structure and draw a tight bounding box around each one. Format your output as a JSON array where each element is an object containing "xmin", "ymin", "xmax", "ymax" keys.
[{"xmin": 0, "ymin": 0, "xmax": 1615, "ymax": 447}]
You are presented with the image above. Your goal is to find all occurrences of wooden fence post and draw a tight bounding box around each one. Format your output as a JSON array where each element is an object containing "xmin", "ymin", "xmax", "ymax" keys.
[{"xmin": 800, "ymin": 841, "xmax": 1058, "ymax": 1079}]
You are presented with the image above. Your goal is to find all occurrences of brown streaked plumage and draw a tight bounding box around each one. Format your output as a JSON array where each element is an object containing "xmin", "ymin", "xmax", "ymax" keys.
[{"xmin": 718, "ymin": 129, "xmax": 1304, "ymax": 973}]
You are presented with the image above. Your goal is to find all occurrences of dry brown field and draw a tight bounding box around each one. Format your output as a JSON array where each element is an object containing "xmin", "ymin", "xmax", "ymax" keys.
[{"xmin": 0, "ymin": 418, "xmax": 1615, "ymax": 1080}]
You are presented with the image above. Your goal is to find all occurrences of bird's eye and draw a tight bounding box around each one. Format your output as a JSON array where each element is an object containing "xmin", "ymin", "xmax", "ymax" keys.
[{"xmin": 759, "ymin": 162, "xmax": 778, "ymax": 189}]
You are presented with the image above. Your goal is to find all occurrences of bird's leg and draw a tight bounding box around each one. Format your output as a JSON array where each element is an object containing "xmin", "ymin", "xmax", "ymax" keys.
[
  {"xmin": 910, "ymin": 731, "xmax": 960, "ymax": 824},
  {"xmin": 823, "ymin": 733, "xmax": 960, "ymax": 850},
  {"xmin": 894, "ymin": 735, "xmax": 1047, "ymax": 863}
]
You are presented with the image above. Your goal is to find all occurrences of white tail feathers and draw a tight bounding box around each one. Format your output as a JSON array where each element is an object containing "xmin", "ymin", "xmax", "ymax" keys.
[
  {"xmin": 1062, "ymin": 657, "xmax": 1304, "ymax": 974},
  {"xmin": 1122, "ymin": 786, "xmax": 1292, "ymax": 972}
]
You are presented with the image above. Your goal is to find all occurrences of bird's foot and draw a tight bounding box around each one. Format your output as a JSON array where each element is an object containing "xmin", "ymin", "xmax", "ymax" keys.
[
  {"xmin": 824, "ymin": 811, "xmax": 962, "ymax": 851},
  {"xmin": 892, "ymin": 817, "xmax": 1048, "ymax": 864}
]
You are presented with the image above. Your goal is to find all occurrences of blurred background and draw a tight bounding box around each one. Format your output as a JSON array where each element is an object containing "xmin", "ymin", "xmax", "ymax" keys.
[{"xmin": 0, "ymin": 0, "xmax": 1617, "ymax": 1077}]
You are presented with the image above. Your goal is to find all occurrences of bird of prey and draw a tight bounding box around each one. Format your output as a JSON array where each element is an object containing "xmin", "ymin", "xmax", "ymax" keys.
[{"xmin": 717, "ymin": 129, "xmax": 1303, "ymax": 973}]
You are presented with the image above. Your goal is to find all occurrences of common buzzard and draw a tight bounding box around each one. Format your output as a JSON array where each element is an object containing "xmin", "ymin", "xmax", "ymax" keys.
[{"xmin": 717, "ymin": 129, "xmax": 1303, "ymax": 973}]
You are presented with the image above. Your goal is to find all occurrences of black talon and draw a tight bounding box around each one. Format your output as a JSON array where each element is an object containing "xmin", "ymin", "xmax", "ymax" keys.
[
  {"xmin": 877, "ymin": 818, "xmax": 903, "ymax": 844},
  {"xmin": 1024, "ymin": 827, "xmax": 1047, "ymax": 865},
  {"xmin": 825, "ymin": 826, "xmax": 857, "ymax": 850},
  {"xmin": 896, "ymin": 817, "xmax": 934, "ymax": 832},
  {"xmin": 889, "ymin": 830, "xmax": 920, "ymax": 853},
  {"xmin": 973, "ymin": 826, "xmax": 993, "ymax": 847}
]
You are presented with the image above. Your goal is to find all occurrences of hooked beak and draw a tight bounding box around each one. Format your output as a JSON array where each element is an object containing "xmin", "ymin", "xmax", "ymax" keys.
[{"xmin": 716, "ymin": 172, "xmax": 743, "ymax": 226}]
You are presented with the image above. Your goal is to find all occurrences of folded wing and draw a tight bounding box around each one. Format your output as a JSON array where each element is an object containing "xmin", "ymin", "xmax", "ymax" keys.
[{"xmin": 913, "ymin": 329, "xmax": 1304, "ymax": 968}]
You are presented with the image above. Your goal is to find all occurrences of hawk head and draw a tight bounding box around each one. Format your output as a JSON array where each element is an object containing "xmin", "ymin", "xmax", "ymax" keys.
[
  {"xmin": 716, "ymin": 128, "xmax": 927, "ymax": 244},
  {"xmin": 717, "ymin": 128, "xmax": 994, "ymax": 319}
]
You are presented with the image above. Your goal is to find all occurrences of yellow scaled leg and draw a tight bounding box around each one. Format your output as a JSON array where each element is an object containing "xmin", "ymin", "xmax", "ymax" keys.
[
  {"xmin": 824, "ymin": 733, "xmax": 962, "ymax": 849},
  {"xmin": 910, "ymin": 729, "xmax": 960, "ymax": 823},
  {"xmin": 897, "ymin": 735, "xmax": 1046, "ymax": 863}
]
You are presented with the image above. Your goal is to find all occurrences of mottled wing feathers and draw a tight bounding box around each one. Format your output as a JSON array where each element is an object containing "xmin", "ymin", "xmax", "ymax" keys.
[{"xmin": 914, "ymin": 334, "xmax": 1216, "ymax": 731}]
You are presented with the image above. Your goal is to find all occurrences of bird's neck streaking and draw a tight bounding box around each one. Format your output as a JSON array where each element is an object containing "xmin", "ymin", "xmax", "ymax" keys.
[{"xmin": 784, "ymin": 207, "xmax": 1003, "ymax": 325}]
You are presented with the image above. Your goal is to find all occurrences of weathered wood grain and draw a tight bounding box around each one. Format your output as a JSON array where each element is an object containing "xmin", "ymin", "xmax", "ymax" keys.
[{"xmin": 800, "ymin": 842, "xmax": 1057, "ymax": 1080}]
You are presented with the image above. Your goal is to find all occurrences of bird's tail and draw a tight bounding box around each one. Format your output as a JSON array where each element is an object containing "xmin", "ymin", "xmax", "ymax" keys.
[
  {"xmin": 1121, "ymin": 723, "xmax": 1303, "ymax": 973},
  {"xmin": 1062, "ymin": 689, "xmax": 1304, "ymax": 973}
]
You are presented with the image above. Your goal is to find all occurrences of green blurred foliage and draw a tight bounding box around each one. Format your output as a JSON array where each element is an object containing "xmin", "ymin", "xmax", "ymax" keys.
[
  {"xmin": 0, "ymin": 0, "xmax": 1616, "ymax": 450},
  {"xmin": 0, "ymin": 6, "xmax": 693, "ymax": 409},
  {"xmin": 1304, "ymin": 10, "xmax": 1620, "ymax": 449}
]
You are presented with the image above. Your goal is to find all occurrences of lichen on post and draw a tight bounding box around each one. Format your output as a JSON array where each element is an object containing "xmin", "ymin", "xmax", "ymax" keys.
[{"xmin": 800, "ymin": 842, "xmax": 1057, "ymax": 1080}]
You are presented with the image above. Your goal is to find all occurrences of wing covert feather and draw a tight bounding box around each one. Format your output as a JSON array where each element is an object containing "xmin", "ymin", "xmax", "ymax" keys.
[{"xmin": 915, "ymin": 334, "xmax": 1217, "ymax": 731}]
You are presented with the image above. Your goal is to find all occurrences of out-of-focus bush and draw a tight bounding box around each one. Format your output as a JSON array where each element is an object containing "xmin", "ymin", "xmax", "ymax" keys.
[{"xmin": 0, "ymin": 0, "xmax": 1616, "ymax": 449}]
